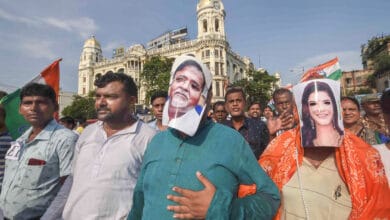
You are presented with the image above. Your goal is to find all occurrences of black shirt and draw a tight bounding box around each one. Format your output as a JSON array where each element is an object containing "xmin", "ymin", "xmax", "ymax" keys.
[{"xmin": 223, "ymin": 117, "xmax": 270, "ymax": 159}]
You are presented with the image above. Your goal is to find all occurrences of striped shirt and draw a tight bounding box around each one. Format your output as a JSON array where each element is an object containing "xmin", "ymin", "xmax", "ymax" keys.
[{"xmin": 0, "ymin": 131, "xmax": 12, "ymax": 191}]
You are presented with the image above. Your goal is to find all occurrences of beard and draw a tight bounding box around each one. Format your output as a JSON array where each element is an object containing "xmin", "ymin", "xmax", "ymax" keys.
[
  {"xmin": 96, "ymin": 107, "xmax": 114, "ymax": 121},
  {"xmin": 171, "ymin": 92, "xmax": 189, "ymax": 108}
]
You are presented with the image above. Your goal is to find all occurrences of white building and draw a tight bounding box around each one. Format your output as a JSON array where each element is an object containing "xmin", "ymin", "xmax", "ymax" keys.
[{"xmin": 78, "ymin": 0, "xmax": 255, "ymax": 105}]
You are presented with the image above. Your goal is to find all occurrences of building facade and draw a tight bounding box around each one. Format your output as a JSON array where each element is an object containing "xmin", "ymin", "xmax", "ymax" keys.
[
  {"xmin": 341, "ymin": 69, "xmax": 373, "ymax": 96},
  {"xmin": 78, "ymin": 0, "xmax": 254, "ymax": 105},
  {"xmin": 341, "ymin": 34, "xmax": 390, "ymax": 95}
]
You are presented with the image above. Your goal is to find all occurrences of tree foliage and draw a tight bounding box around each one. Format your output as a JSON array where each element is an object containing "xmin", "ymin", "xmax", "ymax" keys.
[
  {"xmin": 374, "ymin": 53, "xmax": 390, "ymax": 73},
  {"xmin": 232, "ymin": 69, "xmax": 277, "ymax": 106},
  {"xmin": 141, "ymin": 56, "xmax": 174, "ymax": 104},
  {"xmin": 61, "ymin": 91, "xmax": 96, "ymax": 120}
]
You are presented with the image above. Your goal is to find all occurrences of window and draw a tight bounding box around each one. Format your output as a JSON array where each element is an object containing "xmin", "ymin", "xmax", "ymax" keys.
[
  {"xmin": 205, "ymin": 50, "xmax": 210, "ymax": 57},
  {"xmin": 356, "ymin": 76, "xmax": 362, "ymax": 85},
  {"xmin": 346, "ymin": 78, "xmax": 352, "ymax": 86},
  {"xmin": 215, "ymin": 62, "xmax": 220, "ymax": 75},
  {"xmin": 82, "ymin": 88, "xmax": 86, "ymax": 94},
  {"xmin": 214, "ymin": 49, "xmax": 219, "ymax": 57},
  {"xmin": 215, "ymin": 19, "xmax": 219, "ymax": 32},
  {"xmin": 216, "ymin": 82, "xmax": 220, "ymax": 97},
  {"xmin": 83, "ymin": 77, "xmax": 86, "ymax": 83},
  {"xmin": 203, "ymin": 20, "xmax": 208, "ymax": 32}
]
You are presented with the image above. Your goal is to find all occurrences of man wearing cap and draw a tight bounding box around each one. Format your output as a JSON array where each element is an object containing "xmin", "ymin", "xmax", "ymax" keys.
[
  {"xmin": 129, "ymin": 55, "xmax": 280, "ymax": 219},
  {"xmin": 361, "ymin": 93, "xmax": 389, "ymax": 137}
]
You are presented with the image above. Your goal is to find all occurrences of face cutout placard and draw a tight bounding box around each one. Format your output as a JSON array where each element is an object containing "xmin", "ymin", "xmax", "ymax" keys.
[
  {"xmin": 292, "ymin": 79, "xmax": 344, "ymax": 147},
  {"xmin": 162, "ymin": 55, "xmax": 212, "ymax": 136}
]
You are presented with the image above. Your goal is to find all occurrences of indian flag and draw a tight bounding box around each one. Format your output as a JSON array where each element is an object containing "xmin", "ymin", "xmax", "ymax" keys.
[
  {"xmin": 0, "ymin": 59, "xmax": 61, "ymax": 139},
  {"xmin": 300, "ymin": 57, "xmax": 342, "ymax": 82}
]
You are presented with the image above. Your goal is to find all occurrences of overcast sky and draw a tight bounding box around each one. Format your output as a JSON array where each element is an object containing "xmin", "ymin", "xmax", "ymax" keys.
[{"xmin": 1, "ymin": 0, "xmax": 389, "ymax": 93}]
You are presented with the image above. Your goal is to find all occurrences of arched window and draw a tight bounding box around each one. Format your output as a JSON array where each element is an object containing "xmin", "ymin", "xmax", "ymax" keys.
[
  {"xmin": 215, "ymin": 19, "xmax": 219, "ymax": 32},
  {"xmin": 203, "ymin": 20, "xmax": 208, "ymax": 32}
]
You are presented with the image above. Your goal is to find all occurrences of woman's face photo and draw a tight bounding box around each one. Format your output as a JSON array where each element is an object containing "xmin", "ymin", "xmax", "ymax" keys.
[{"xmin": 308, "ymin": 91, "xmax": 334, "ymax": 126}]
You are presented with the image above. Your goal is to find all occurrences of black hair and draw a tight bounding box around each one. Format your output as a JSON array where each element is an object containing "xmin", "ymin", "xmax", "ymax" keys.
[
  {"xmin": 60, "ymin": 116, "xmax": 76, "ymax": 129},
  {"xmin": 213, "ymin": 101, "xmax": 225, "ymax": 112},
  {"xmin": 20, "ymin": 83, "xmax": 56, "ymax": 104},
  {"xmin": 0, "ymin": 104, "xmax": 5, "ymax": 118},
  {"xmin": 380, "ymin": 89, "xmax": 390, "ymax": 113},
  {"xmin": 341, "ymin": 96, "xmax": 360, "ymax": 111},
  {"xmin": 248, "ymin": 101, "xmax": 261, "ymax": 109},
  {"xmin": 272, "ymin": 88, "xmax": 293, "ymax": 101},
  {"xmin": 0, "ymin": 91, "xmax": 8, "ymax": 100},
  {"xmin": 150, "ymin": 91, "xmax": 168, "ymax": 104},
  {"xmin": 94, "ymin": 72, "xmax": 137, "ymax": 97},
  {"xmin": 225, "ymin": 87, "xmax": 246, "ymax": 102}
]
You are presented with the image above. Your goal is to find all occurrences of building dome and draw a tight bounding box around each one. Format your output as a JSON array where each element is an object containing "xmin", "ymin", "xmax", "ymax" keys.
[
  {"xmin": 197, "ymin": 0, "xmax": 224, "ymax": 11},
  {"xmin": 198, "ymin": 0, "xmax": 212, "ymax": 8},
  {"xmin": 83, "ymin": 36, "xmax": 101, "ymax": 48}
]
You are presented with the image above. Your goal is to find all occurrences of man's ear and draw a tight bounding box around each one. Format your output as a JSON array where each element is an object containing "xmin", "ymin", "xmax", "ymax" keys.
[
  {"xmin": 54, "ymin": 102, "xmax": 59, "ymax": 112},
  {"xmin": 129, "ymin": 96, "xmax": 137, "ymax": 105}
]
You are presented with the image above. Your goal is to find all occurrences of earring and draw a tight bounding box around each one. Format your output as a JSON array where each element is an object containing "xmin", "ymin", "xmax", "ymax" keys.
[{"xmin": 310, "ymin": 118, "xmax": 315, "ymax": 130}]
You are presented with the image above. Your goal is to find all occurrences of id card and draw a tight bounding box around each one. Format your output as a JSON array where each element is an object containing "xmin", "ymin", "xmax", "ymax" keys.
[{"xmin": 5, "ymin": 141, "xmax": 23, "ymax": 161}]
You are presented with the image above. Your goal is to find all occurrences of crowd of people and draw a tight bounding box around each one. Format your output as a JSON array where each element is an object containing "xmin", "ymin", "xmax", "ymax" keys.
[{"xmin": 0, "ymin": 54, "xmax": 388, "ymax": 219}]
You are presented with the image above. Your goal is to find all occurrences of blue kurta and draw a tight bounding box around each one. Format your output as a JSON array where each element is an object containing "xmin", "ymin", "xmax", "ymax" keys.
[{"xmin": 129, "ymin": 120, "xmax": 280, "ymax": 219}]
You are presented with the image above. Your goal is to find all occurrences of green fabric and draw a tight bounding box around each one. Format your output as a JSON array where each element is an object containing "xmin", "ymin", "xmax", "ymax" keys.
[
  {"xmin": 0, "ymin": 89, "xmax": 29, "ymax": 139},
  {"xmin": 129, "ymin": 120, "xmax": 280, "ymax": 219},
  {"xmin": 327, "ymin": 69, "xmax": 342, "ymax": 80}
]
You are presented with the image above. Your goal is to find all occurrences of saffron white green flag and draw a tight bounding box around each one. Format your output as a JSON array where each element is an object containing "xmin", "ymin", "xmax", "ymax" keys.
[{"xmin": 300, "ymin": 57, "xmax": 342, "ymax": 82}]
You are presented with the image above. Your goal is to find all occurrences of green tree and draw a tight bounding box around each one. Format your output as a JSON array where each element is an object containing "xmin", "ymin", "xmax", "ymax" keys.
[
  {"xmin": 62, "ymin": 92, "xmax": 96, "ymax": 119},
  {"xmin": 141, "ymin": 56, "xmax": 174, "ymax": 104},
  {"xmin": 374, "ymin": 53, "xmax": 390, "ymax": 73},
  {"xmin": 232, "ymin": 69, "xmax": 277, "ymax": 106}
]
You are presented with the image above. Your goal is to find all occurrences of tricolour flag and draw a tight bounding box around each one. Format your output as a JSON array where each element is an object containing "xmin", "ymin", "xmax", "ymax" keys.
[
  {"xmin": 0, "ymin": 59, "xmax": 61, "ymax": 139},
  {"xmin": 300, "ymin": 57, "xmax": 342, "ymax": 82}
]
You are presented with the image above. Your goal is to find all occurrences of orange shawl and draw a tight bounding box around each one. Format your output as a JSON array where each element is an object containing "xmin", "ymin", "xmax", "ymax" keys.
[{"xmin": 239, "ymin": 127, "xmax": 390, "ymax": 219}]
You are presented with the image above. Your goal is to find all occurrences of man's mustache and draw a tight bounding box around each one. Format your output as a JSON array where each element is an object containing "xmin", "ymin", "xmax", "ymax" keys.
[{"xmin": 96, "ymin": 107, "xmax": 110, "ymax": 112}]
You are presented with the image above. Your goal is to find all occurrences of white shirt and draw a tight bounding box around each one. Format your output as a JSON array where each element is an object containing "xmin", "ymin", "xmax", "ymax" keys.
[{"xmin": 63, "ymin": 120, "xmax": 156, "ymax": 220}]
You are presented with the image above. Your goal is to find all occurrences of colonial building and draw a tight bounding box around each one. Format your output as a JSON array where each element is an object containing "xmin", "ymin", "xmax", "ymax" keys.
[
  {"xmin": 78, "ymin": 0, "xmax": 255, "ymax": 105},
  {"xmin": 341, "ymin": 69, "xmax": 372, "ymax": 96},
  {"xmin": 341, "ymin": 34, "xmax": 390, "ymax": 95}
]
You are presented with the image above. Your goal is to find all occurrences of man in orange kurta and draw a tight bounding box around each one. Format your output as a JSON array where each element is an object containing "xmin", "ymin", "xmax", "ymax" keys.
[{"xmin": 239, "ymin": 127, "xmax": 390, "ymax": 219}]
